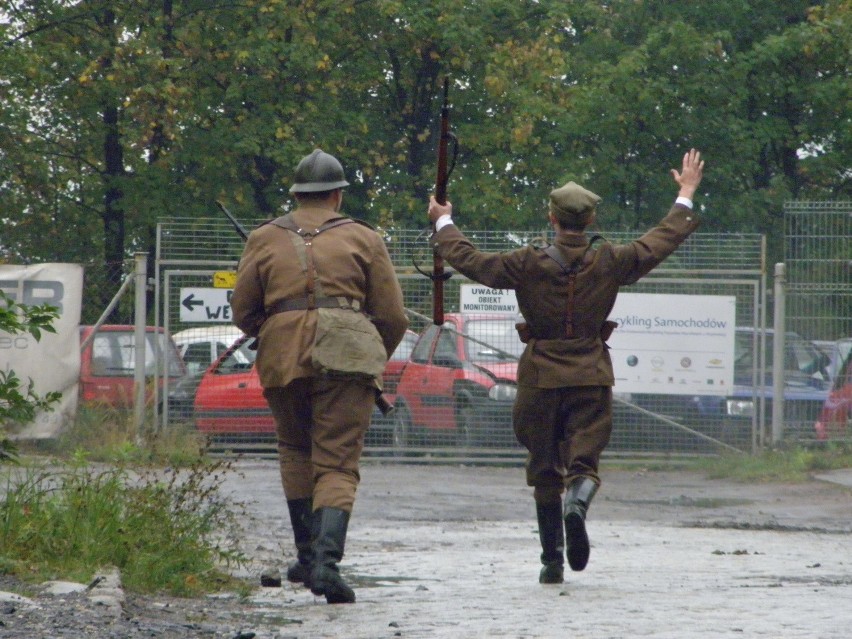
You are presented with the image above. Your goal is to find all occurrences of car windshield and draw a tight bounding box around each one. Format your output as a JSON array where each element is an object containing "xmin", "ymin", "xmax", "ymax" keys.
[
  {"xmin": 215, "ymin": 337, "xmax": 257, "ymax": 374},
  {"xmin": 91, "ymin": 331, "xmax": 183, "ymax": 377},
  {"xmin": 390, "ymin": 333, "xmax": 417, "ymax": 362},
  {"xmin": 734, "ymin": 331, "xmax": 828, "ymax": 383},
  {"xmin": 464, "ymin": 318, "xmax": 525, "ymax": 362}
]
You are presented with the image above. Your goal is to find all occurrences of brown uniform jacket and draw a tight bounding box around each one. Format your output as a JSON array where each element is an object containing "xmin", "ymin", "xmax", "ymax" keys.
[
  {"xmin": 231, "ymin": 205, "xmax": 409, "ymax": 389},
  {"xmin": 432, "ymin": 204, "xmax": 700, "ymax": 389}
]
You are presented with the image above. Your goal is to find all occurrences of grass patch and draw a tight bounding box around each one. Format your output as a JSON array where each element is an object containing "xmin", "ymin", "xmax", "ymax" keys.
[
  {"xmin": 692, "ymin": 442, "xmax": 852, "ymax": 482},
  {"xmin": 23, "ymin": 405, "xmax": 209, "ymax": 467},
  {"xmin": 0, "ymin": 455, "xmax": 248, "ymax": 596},
  {"xmin": 2, "ymin": 408, "xmax": 252, "ymax": 596}
]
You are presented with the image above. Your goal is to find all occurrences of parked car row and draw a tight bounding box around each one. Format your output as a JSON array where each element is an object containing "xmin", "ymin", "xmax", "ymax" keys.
[
  {"xmin": 630, "ymin": 328, "xmax": 833, "ymax": 447},
  {"xmin": 189, "ymin": 329, "xmax": 420, "ymax": 443},
  {"xmin": 79, "ymin": 321, "xmax": 852, "ymax": 449}
]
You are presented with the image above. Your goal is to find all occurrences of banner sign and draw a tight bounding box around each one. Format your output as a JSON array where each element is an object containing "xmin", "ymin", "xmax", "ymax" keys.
[
  {"xmin": 607, "ymin": 293, "xmax": 736, "ymax": 395},
  {"xmin": 0, "ymin": 264, "xmax": 84, "ymax": 437}
]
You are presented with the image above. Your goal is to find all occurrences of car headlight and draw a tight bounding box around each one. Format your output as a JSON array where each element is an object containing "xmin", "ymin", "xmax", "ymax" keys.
[
  {"xmin": 726, "ymin": 399, "xmax": 754, "ymax": 417},
  {"xmin": 489, "ymin": 383, "xmax": 517, "ymax": 401}
]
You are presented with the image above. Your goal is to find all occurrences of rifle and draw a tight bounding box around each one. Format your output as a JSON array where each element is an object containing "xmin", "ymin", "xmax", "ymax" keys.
[
  {"xmin": 215, "ymin": 200, "xmax": 395, "ymax": 417},
  {"xmin": 216, "ymin": 200, "xmax": 249, "ymax": 240},
  {"xmin": 431, "ymin": 77, "xmax": 457, "ymax": 325}
]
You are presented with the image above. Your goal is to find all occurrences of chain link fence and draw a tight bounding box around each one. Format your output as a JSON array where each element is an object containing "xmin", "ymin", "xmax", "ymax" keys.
[
  {"xmin": 151, "ymin": 219, "xmax": 772, "ymax": 459},
  {"xmin": 70, "ymin": 202, "xmax": 850, "ymax": 458}
]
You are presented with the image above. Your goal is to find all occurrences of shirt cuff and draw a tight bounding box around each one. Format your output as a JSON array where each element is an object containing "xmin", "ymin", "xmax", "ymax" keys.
[
  {"xmin": 435, "ymin": 214, "xmax": 454, "ymax": 232},
  {"xmin": 675, "ymin": 196, "xmax": 693, "ymax": 209}
]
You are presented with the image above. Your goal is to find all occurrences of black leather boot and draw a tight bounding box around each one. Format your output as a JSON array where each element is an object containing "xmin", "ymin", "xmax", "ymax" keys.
[
  {"xmin": 563, "ymin": 477, "xmax": 598, "ymax": 572},
  {"xmin": 285, "ymin": 498, "xmax": 313, "ymax": 586},
  {"xmin": 536, "ymin": 502, "xmax": 564, "ymax": 584},
  {"xmin": 310, "ymin": 507, "xmax": 356, "ymax": 604}
]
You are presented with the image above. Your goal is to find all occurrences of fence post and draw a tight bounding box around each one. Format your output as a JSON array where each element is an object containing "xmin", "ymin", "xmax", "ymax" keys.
[
  {"xmin": 771, "ymin": 262, "xmax": 786, "ymax": 445},
  {"xmin": 133, "ymin": 252, "xmax": 148, "ymax": 435}
]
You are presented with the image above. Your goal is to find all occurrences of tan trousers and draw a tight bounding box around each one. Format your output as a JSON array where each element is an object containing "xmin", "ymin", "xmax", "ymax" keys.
[
  {"xmin": 264, "ymin": 377, "xmax": 374, "ymax": 512},
  {"xmin": 512, "ymin": 385, "xmax": 612, "ymax": 503}
]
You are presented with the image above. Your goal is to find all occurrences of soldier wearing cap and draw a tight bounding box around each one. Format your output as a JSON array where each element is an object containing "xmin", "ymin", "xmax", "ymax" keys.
[
  {"xmin": 231, "ymin": 149, "xmax": 408, "ymax": 604},
  {"xmin": 428, "ymin": 149, "xmax": 704, "ymax": 584}
]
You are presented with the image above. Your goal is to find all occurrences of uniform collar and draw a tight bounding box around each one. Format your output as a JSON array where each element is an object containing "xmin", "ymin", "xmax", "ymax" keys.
[
  {"xmin": 293, "ymin": 205, "xmax": 345, "ymax": 227},
  {"xmin": 553, "ymin": 232, "xmax": 590, "ymax": 248}
]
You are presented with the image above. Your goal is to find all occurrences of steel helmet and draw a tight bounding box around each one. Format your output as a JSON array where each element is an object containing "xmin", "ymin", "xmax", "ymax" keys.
[{"xmin": 289, "ymin": 149, "xmax": 350, "ymax": 193}]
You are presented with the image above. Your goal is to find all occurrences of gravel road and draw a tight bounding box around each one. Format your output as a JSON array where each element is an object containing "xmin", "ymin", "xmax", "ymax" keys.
[{"xmin": 1, "ymin": 460, "xmax": 850, "ymax": 638}]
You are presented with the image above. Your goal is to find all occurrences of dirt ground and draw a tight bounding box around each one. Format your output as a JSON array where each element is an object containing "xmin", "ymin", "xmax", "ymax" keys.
[{"xmin": 2, "ymin": 459, "xmax": 851, "ymax": 638}]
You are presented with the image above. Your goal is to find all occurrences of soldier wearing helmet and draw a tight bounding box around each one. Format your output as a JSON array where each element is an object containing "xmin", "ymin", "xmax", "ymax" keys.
[{"xmin": 231, "ymin": 148, "xmax": 408, "ymax": 604}]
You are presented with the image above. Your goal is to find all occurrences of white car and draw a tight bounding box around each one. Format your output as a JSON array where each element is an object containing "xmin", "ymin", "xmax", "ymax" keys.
[{"xmin": 172, "ymin": 326, "xmax": 245, "ymax": 376}]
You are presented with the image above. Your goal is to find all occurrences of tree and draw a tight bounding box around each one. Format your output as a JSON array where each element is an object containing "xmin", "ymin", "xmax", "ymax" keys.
[{"xmin": 1, "ymin": 0, "xmax": 848, "ymax": 288}]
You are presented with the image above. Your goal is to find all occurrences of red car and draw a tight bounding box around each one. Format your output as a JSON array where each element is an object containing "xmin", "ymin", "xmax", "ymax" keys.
[
  {"xmin": 192, "ymin": 330, "xmax": 419, "ymax": 439},
  {"xmin": 814, "ymin": 338, "xmax": 852, "ymax": 441},
  {"xmin": 79, "ymin": 325, "xmax": 185, "ymax": 409},
  {"xmin": 391, "ymin": 313, "xmax": 523, "ymax": 448}
]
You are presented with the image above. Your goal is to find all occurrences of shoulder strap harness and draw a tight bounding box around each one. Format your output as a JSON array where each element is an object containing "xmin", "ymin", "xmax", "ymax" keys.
[
  {"xmin": 265, "ymin": 213, "xmax": 366, "ymax": 315},
  {"xmin": 543, "ymin": 234, "xmax": 605, "ymax": 338}
]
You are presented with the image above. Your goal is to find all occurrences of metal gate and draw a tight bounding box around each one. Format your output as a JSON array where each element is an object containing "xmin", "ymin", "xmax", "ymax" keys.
[
  {"xmin": 784, "ymin": 200, "xmax": 852, "ymax": 444},
  {"xmin": 156, "ymin": 219, "xmax": 766, "ymax": 459}
]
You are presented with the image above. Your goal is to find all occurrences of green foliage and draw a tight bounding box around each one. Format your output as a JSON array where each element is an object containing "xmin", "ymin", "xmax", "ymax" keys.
[
  {"xmin": 0, "ymin": 0, "xmax": 849, "ymax": 278},
  {"xmin": 0, "ymin": 291, "xmax": 61, "ymax": 460},
  {"xmin": 0, "ymin": 456, "xmax": 247, "ymax": 596}
]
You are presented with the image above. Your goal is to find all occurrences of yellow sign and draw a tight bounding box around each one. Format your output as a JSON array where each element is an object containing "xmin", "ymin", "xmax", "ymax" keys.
[{"xmin": 212, "ymin": 271, "xmax": 237, "ymax": 288}]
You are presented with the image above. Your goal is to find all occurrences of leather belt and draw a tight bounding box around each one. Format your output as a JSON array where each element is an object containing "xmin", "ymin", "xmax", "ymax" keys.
[{"xmin": 266, "ymin": 296, "xmax": 361, "ymax": 315}]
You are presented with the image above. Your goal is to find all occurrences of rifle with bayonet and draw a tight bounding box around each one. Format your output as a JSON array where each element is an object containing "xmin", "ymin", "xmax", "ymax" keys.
[
  {"xmin": 430, "ymin": 77, "xmax": 457, "ymax": 325},
  {"xmin": 215, "ymin": 200, "xmax": 395, "ymax": 417}
]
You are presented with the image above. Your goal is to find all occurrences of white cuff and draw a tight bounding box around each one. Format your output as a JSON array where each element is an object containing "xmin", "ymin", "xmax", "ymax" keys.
[
  {"xmin": 435, "ymin": 214, "xmax": 454, "ymax": 232},
  {"xmin": 675, "ymin": 196, "xmax": 693, "ymax": 209}
]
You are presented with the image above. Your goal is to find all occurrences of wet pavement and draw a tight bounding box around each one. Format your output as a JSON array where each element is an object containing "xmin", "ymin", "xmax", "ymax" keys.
[{"xmin": 208, "ymin": 460, "xmax": 852, "ymax": 639}]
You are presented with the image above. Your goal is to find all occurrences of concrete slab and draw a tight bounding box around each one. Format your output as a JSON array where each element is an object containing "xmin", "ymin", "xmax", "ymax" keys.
[{"xmin": 814, "ymin": 468, "xmax": 852, "ymax": 488}]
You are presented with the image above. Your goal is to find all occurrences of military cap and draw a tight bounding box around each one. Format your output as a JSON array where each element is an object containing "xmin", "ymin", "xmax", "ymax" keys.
[{"xmin": 549, "ymin": 181, "xmax": 601, "ymax": 227}]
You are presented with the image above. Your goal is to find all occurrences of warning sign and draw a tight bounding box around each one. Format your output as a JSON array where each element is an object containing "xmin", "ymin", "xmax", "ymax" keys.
[{"xmin": 459, "ymin": 285, "xmax": 518, "ymax": 314}]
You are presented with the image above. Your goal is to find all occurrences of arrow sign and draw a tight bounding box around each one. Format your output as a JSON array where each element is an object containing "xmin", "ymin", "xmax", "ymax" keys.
[
  {"xmin": 182, "ymin": 293, "xmax": 204, "ymax": 312},
  {"xmin": 179, "ymin": 288, "xmax": 234, "ymax": 322}
]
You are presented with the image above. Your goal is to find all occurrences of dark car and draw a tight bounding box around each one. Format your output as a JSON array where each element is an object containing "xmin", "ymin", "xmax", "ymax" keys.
[
  {"xmin": 191, "ymin": 330, "xmax": 419, "ymax": 440},
  {"xmin": 630, "ymin": 328, "xmax": 831, "ymax": 447},
  {"xmin": 391, "ymin": 313, "xmax": 523, "ymax": 448},
  {"xmin": 814, "ymin": 338, "xmax": 852, "ymax": 441}
]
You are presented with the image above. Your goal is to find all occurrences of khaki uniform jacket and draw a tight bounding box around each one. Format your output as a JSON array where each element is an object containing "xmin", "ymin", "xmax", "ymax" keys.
[
  {"xmin": 231, "ymin": 205, "xmax": 409, "ymax": 389},
  {"xmin": 432, "ymin": 204, "xmax": 700, "ymax": 389}
]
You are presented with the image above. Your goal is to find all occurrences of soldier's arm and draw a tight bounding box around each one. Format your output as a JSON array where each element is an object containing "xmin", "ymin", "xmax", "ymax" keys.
[
  {"xmin": 365, "ymin": 234, "xmax": 408, "ymax": 358},
  {"xmin": 230, "ymin": 234, "xmax": 267, "ymax": 337}
]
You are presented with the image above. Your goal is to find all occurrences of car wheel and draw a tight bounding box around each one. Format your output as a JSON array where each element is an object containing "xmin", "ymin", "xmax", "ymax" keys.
[
  {"xmin": 392, "ymin": 402, "xmax": 412, "ymax": 456},
  {"xmin": 456, "ymin": 402, "xmax": 478, "ymax": 448}
]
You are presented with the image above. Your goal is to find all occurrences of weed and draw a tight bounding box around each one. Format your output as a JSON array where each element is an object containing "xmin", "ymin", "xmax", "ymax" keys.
[
  {"xmin": 0, "ymin": 456, "xmax": 248, "ymax": 596},
  {"xmin": 693, "ymin": 442, "xmax": 852, "ymax": 482}
]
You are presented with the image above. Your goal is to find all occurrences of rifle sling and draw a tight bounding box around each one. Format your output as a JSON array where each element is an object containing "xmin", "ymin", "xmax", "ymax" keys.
[{"xmin": 541, "ymin": 235, "xmax": 604, "ymax": 339}]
